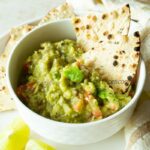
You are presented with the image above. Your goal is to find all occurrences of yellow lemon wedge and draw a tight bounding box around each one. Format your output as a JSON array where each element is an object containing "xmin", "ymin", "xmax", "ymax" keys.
[
  {"xmin": 0, "ymin": 118, "xmax": 30, "ymax": 150},
  {"xmin": 25, "ymin": 139, "xmax": 55, "ymax": 150}
]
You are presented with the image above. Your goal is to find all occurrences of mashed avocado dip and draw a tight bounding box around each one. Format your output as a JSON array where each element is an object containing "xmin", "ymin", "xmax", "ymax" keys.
[{"xmin": 17, "ymin": 39, "xmax": 132, "ymax": 123}]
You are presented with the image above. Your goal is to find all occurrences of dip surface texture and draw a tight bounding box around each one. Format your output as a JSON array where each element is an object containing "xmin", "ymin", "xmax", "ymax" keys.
[{"xmin": 17, "ymin": 39, "xmax": 131, "ymax": 123}]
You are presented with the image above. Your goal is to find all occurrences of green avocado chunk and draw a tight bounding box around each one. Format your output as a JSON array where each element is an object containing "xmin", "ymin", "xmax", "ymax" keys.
[{"xmin": 64, "ymin": 66, "xmax": 84, "ymax": 83}]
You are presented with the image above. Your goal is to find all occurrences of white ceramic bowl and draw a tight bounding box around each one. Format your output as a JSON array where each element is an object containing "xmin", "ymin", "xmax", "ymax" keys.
[{"xmin": 7, "ymin": 20, "xmax": 146, "ymax": 145}]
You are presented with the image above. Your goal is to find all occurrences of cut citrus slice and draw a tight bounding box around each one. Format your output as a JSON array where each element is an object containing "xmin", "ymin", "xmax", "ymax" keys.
[
  {"xmin": 25, "ymin": 139, "xmax": 55, "ymax": 150},
  {"xmin": 0, "ymin": 118, "xmax": 30, "ymax": 150}
]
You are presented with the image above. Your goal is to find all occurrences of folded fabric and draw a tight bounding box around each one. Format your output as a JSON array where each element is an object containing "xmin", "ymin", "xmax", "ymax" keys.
[
  {"xmin": 124, "ymin": 13, "xmax": 150, "ymax": 150},
  {"xmin": 125, "ymin": 100, "xmax": 150, "ymax": 150}
]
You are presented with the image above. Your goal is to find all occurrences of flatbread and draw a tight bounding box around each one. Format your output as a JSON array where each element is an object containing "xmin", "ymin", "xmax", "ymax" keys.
[
  {"xmin": 0, "ymin": 24, "xmax": 33, "ymax": 111},
  {"xmin": 39, "ymin": 2, "xmax": 75, "ymax": 25},
  {"xmin": 4, "ymin": 24, "xmax": 33, "ymax": 54},
  {"xmin": 72, "ymin": 4, "xmax": 131, "ymax": 51},
  {"xmin": 82, "ymin": 33, "xmax": 140, "ymax": 93},
  {"xmin": 72, "ymin": 4, "xmax": 140, "ymax": 92}
]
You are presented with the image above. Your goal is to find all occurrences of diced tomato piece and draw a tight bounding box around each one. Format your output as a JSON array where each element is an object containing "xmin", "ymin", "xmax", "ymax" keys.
[
  {"xmin": 73, "ymin": 100, "xmax": 84, "ymax": 112},
  {"xmin": 84, "ymin": 92, "xmax": 93, "ymax": 102},
  {"xmin": 26, "ymin": 82, "xmax": 35, "ymax": 91},
  {"xmin": 108, "ymin": 103, "xmax": 119, "ymax": 111},
  {"xmin": 92, "ymin": 108, "xmax": 102, "ymax": 118},
  {"xmin": 16, "ymin": 84, "xmax": 27, "ymax": 101},
  {"xmin": 23, "ymin": 62, "xmax": 30, "ymax": 74},
  {"xmin": 76, "ymin": 59, "xmax": 82, "ymax": 68}
]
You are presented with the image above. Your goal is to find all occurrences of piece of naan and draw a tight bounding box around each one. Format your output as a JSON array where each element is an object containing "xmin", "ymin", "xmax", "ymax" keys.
[
  {"xmin": 72, "ymin": 4, "xmax": 140, "ymax": 92},
  {"xmin": 0, "ymin": 24, "xmax": 33, "ymax": 111},
  {"xmin": 39, "ymin": 3, "xmax": 75, "ymax": 25},
  {"xmin": 72, "ymin": 4, "xmax": 131, "ymax": 51}
]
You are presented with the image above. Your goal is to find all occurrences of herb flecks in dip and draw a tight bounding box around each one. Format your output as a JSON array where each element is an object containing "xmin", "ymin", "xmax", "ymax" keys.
[{"xmin": 17, "ymin": 39, "xmax": 131, "ymax": 123}]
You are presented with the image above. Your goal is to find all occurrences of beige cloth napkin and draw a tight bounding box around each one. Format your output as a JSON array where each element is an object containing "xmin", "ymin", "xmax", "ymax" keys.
[{"xmin": 125, "ymin": 28, "xmax": 150, "ymax": 150}]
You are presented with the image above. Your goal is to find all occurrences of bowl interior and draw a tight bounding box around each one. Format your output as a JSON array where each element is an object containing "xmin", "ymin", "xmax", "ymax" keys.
[{"xmin": 8, "ymin": 19, "xmax": 76, "ymax": 89}]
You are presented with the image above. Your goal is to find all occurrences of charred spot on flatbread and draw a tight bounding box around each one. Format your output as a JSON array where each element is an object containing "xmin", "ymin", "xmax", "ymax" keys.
[
  {"xmin": 134, "ymin": 46, "xmax": 140, "ymax": 51},
  {"xmin": 127, "ymin": 76, "xmax": 132, "ymax": 81},
  {"xmin": 113, "ymin": 60, "xmax": 118, "ymax": 66},
  {"xmin": 103, "ymin": 31, "xmax": 109, "ymax": 36},
  {"xmin": 92, "ymin": 16, "xmax": 97, "ymax": 22},
  {"xmin": 107, "ymin": 34, "xmax": 113, "ymax": 40},
  {"xmin": 102, "ymin": 14, "xmax": 108, "ymax": 20},
  {"xmin": 86, "ymin": 25, "xmax": 91, "ymax": 30},
  {"xmin": 134, "ymin": 31, "xmax": 140, "ymax": 37},
  {"xmin": 113, "ymin": 55, "xmax": 119, "ymax": 59},
  {"xmin": 122, "ymin": 64, "xmax": 126, "ymax": 68}
]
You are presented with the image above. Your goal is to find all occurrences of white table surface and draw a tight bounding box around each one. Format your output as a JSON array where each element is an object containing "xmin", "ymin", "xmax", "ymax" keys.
[
  {"xmin": 0, "ymin": 111, "xmax": 125, "ymax": 150},
  {"xmin": 0, "ymin": 0, "xmax": 65, "ymax": 34},
  {"xmin": 0, "ymin": 1, "xmax": 126, "ymax": 149}
]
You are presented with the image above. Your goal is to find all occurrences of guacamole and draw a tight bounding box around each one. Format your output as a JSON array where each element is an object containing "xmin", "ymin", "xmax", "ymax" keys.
[{"xmin": 17, "ymin": 39, "xmax": 132, "ymax": 123}]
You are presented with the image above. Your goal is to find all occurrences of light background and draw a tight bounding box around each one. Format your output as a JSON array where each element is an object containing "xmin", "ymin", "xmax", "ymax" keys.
[{"xmin": 0, "ymin": 0, "xmax": 64, "ymax": 34}]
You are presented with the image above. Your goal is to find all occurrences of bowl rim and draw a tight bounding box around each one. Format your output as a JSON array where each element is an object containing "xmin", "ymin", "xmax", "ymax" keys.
[{"xmin": 6, "ymin": 20, "xmax": 146, "ymax": 127}]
